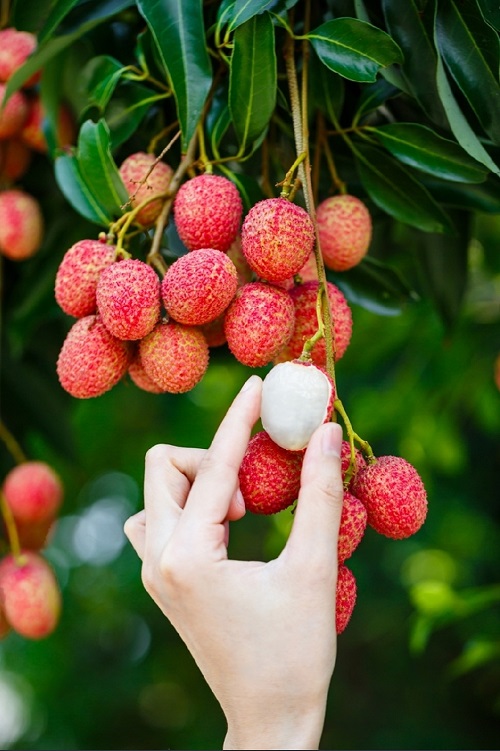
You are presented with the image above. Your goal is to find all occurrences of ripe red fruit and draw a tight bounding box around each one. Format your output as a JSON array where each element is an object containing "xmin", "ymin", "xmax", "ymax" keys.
[
  {"xmin": 119, "ymin": 152, "xmax": 173, "ymax": 227},
  {"xmin": 2, "ymin": 461, "xmax": 63, "ymax": 525},
  {"xmin": 55, "ymin": 239, "xmax": 116, "ymax": 317},
  {"xmin": 336, "ymin": 564, "xmax": 357, "ymax": 634},
  {"xmin": 0, "ymin": 600, "xmax": 10, "ymax": 639},
  {"xmin": 174, "ymin": 173, "xmax": 243, "ymax": 252},
  {"xmin": 337, "ymin": 491, "xmax": 367, "ymax": 563},
  {"xmin": 0, "ymin": 188, "xmax": 43, "ymax": 260},
  {"xmin": 128, "ymin": 352, "xmax": 165, "ymax": 394},
  {"xmin": 340, "ymin": 440, "xmax": 367, "ymax": 487},
  {"xmin": 241, "ymin": 197, "xmax": 315, "ymax": 283},
  {"xmin": 0, "ymin": 83, "xmax": 28, "ymax": 138},
  {"xmin": 0, "ymin": 138, "xmax": 32, "ymax": 181},
  {"xmin": 0, "ymin": 28, "xmax": 38, "ymax": 85},
  {"xmin": 139, "ymin": 321, "xmax": 209, "ymax": 393},
  {"xmin": 351, "ymin": 455, "xmax": 428, "ymax": 539},
  {"xmin": 317, "ymin": 194, "xmax": 372, "ymax": 272},
  {"xmin": 16, "ymin": 518, "xmax": 55, "ymax": 551}
]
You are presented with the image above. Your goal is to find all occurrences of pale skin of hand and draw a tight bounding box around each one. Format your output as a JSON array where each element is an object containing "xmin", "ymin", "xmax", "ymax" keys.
[{"xmin": 124, "ymin": 374, "xmax": 344, "ymax": 751}]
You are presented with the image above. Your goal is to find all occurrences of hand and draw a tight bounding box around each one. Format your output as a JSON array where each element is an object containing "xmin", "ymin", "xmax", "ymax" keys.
[{"xmin": 124, "ymin": 374, "xmax": 344, "ymax": 750}]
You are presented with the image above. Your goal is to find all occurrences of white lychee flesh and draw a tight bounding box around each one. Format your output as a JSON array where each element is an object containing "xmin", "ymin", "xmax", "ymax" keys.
[{"xmin": 260, "ymin": 361, "xmax": 333, "ymax": 451}]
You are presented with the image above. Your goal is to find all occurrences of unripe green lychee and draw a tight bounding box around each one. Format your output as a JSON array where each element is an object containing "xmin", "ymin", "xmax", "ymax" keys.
[
  {"xmin": 162, "ymin": 248, "xmax": 238, "ymax": 325},
  {"xmin": 139, "ymin": 321, "xmax": 209, "ymax": 393},
  {"xmin": 0, "ymin": 188, "xmax": 43, "ymax": 260},
  {"xmin": 351, "ymin": 455, "xmax": 427, "ymax": 539},
  {"xmin": 174, "ymin": 173, "xmax": 242, "ymax": 252},
  {"xmin": 128, "ymin": 352, "xmax": 165, "ymax": 394},
  {"xmin": 0, "ymin": 83, "xmax": 28, "ymax": 139},
  {"xmin": 55, "ymin": 239, "xmax": 116, "ymax": 317},
  {"xmin": 56, "ymin": 314, "xmax": 131, "ymax": 398},
  {"xmin": 96, "ymin": 259, "xmax": 161, "ymax": 340},
  {"xmin": 261, "ymin": 360, "xmax": 335, "ymax": 451},
  {"xmin": 317, "ymin": 194, "xmax": 372, "ymax": 272},
  {"xmin": 0, "ymin": 138, "xmax": 32, "ymax": 181},
  {"xmin": 241, "ymin": 197, "xmax": 315, "ymax": 283},
  {"xmin": 21, "ymin": 95, "xmax": 75, "ymax": 153},
  {"xmin": 336, "ymin": 564, "xmax": 357, "ymax": 635},
  {"xmin": 338, "ymin": 491, "xmax": 367, "ymax": 563},
  {"xmin": 2, "ymin": 461, "xmax": 63, "ymax": 525},
  {"xmin": 340, "ymin": 440, "xmax": 367, "ymax": 487},
  {"xmin": 239, "ymin": 431, "xmax": 304, "ymax": 515},
  {"xmin": 224, "ymin": 282, "xmax": 295, "ymax": 367},
  {"xmin": 0, "ymin": 28, "xmax": 38, "ymax": 85},
  {"xmin": 119, "ymin": 152, "xmax": 173, "ymax": 227}
]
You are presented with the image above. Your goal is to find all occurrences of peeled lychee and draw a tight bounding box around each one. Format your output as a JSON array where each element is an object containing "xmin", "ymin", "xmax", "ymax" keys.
[
  {"xmin": 337, "ymin": 491, "xmax": 367, "ymax": 563},
  {"xmin": 2, "ymin": 461, "xmax": 63, "ymax": 525},
  {"xmin": 0, "ymin": 84, "xmax": 28, "ymax": 139},
  {"xmin": 224, "ymin": 282, "xmax": 295, "ymax": 367},
  {"xmin": 162, "ymin": 248, "xmax": 238, "ymax": 325},
  {"xmin": 238, "ymin": 431, "xmax": 304, "ymax": 515},
  {"xmin": 139, "ymin": 321, "xmax": 209, "ymax": 394},
  {"xmin": 241, "ymin": 197, "xmax": 315, "ymax": 283},
  {"xmin": 96, "ymin": 259, "xmax": 161, "ymax": 340},
  {"xmin": 0, "ymin": 28, "xmax": 38, "ymax": 85},
  {"xmin": 57, "ymin": 314, "xmax": 131, "ymax": 398},
  {"xmin": 174, "ymin": 173, "xmax": 242, "ymax": 252},
  {"xmin": 0, "ymin": 188, "xmax": 43, "ymax": 260},
  {"xmin": 55, "ymin": 239, "xmax": 116, "ymax": 317},
  {"xmin": 336, "ymin": 564, "xmax": 357, "ymax": 634},
  {"xmin": 340, "ymin": 440, "xmax": 367, "ymax": 487},
  {"xmin": 119, "ymin": 152, "xmax": 173, "ymax": 227},
  {"xmin": 317, "ymin": 194, "xmax": 372, "ymax": 272},
  {"xmin": 128, "ymin": 353, "xmax": 165, "ymax": 394},
  {"xmin": 351, "ymin": 455, "xmax": 427, "ymax": 539},
  {"xmin": 260, "ymin": 360, "xmax": 335, "ymax": 451}
]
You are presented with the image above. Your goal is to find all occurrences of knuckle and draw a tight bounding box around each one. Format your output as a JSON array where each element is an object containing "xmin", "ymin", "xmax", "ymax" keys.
[{"xmin": 145, "ymin": 443, "xmax": 174, "ymax": 468}]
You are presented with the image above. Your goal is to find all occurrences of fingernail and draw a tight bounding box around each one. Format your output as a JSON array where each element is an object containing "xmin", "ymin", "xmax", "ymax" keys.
[
  {"xmin": 241, "ymin": 374, "xmax": 261, "ymax": 393},
  {"xmin": 321, "ymin": 422, "xmax": 342, "ymax": 457}
]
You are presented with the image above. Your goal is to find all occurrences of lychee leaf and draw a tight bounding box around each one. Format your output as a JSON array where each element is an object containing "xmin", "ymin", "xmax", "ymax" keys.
[
  {"xmin": 81, "ymin": 56, "xmax": 127, "ymax": 111},
  {"xmin": 477, "ymin": 0, "xmax": 500, "ymax": 29},
  {"xmin": 224, "ymin": 0, "xmax": 298, "ymax": 32},
  {"xmin": 55, "ymin": 154, "xmax": 111, "ymax": 225}
]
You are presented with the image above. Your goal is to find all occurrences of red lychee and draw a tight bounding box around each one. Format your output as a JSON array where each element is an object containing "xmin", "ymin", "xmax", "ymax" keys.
[
  {"xmin": 351, "ymin": 455, "xmax": 428, "ymax": 539},
  {"xmin": 2, "ymin": 461, "xmax": 63, "ymax": 525},
  {"xmin": 56, "ymin": 314, "xmax": 131, "ymax": 398},
  {"xmin": 224, "ymin": 282, "xmax": 295, "ymax": 367},
  {"xmin": 340, "ymin": 440, "xmax": 367, "ymax": 487},
  {"xmin": 317, "ymin": 194, "xmax": 372, "ymax": 272},
  {"xmin": 0, "ymin": 83, "xmax": 28, "ymax": 139},
  {"xmin": 161, "ymin": 248, "xmax": 238, "ymax": 325},
  {"xmin": 0, "ymin": 28, "xmax": 38, "ymax": 86},
  {"xmin": 336, "ymin": 564, "xmax": 357, "ymax": 634},
  {"xmin": 201, "ymin": 315, "xmax": 227, "ymax": 348},
  {"xmin": 128, "ymin": 352, "xmax": 165, "ymax": 394},
  {"xmin": 16, "ymin": 518, "xmax": 55, "ymax": 551},
  {"xmin": 96, "ymin": 259, "xmax": 161, "ymax": 340},
  {"xmin": 20, "ymin": 96, "xmax": 75, "ymax": 153},
  {"xmin": 337, "ymin": 491, "xmax": 367, "ymax": 563},
  {"xmin": 55, "ymin": 239, "xmax": 116, "ymax": 317},
  {"xmin": 174, "ymin": 173, "xmax": 242, "ymax": 252},
  {"xmin": 297, "ymin": 251, "xmax": 319, "ymax": 282},
  {"xmin": 238, "ymin": 431, "xmax": 304, "ymax": 515},
  {"xmin": 241, "ymin": 197, "xmax": 315, "ymax": 283},
  {"xmin": 0, "ymin": 600, "xmax": 10, "ymax": 639},
  {"xmin": 139, "ymin": 321, "xmax": 209, "ymax": 394},
  {"xmin": 226, "ymin": 235, "xmax": 253, "ymax": 285},
  {"xmin": 119, "ymin": 152, "xmax": 173, "ymax": 227},
  {"xmin": 0, "ymin": 188, "xmax": 43, "ymax": 260},
  {"xmin": 0, "ymin": 138, "xmax": 32, "ymax": 181}
]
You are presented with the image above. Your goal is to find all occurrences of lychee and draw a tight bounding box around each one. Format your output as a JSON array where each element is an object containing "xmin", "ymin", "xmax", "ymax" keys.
[
  {"xmin": 96, "ymin": 259, "xmax": 161, "ymax": 340},
  {"xmin": 21, "ymin": 96, "xmax": 75, "ymax": 153},
  {"xmin": 317, "ymin": 194, "xmax": 372, "ymax": 272},
  {"xmin": 297, "ymin": 251, "xmax": 319, "ymax": 282},
  {"xmin": 238, "ymin": 431, "xmax": 304, "ymax": 515},
  {"xmin": 0, "ymin": 601, "xmax": 10, "ymax": 639},
  {"xmin": 260, "ymin": 360, "xmax": 335, "ymax": 451},
  {"xmin": 161, "ymin": 248, "xmax": 238, "ymax": 325},
  {"xmin": 56, "ymin": 314, "xmax": 131, "ymax": 398},
  {"xmin": 2, "ymin": 461, "xmax": 63, "ymax": 525},
  {"xmin": 351, "ymin": 455, "xmax": 428, "ymax": 539},
  {"xmin": 224, "ymin": 282, "xmax": 295, "ymax": 367},
  {"xmin": 226, "ymin": 235, "xmax": 253, "ymax": 285},
  {"xmin": 0, "ymin": 138, "xmax": 32, "ymax": 181},
  {"xmin": 336, "ymin": 564, "xmax": 357, "ymax": 634},
  {"xmin": 0, "ymin": 28, "xmax": 38, "ymax": 85},
  {"xmin": 139, "ymin": 321, "xmax": 209, "ymax": 393},
  {"xmin": 241, "ymin": 197, "xmax": 315, "ymax": 283},
  {"xmin": 0, "ymin": 83, "xmax": 28, "ymax": 139},
  {"xmin": 55, "ymin": 239, "xmax": 116, "ymax": 317},
  {"xmin": 174, "ymin": 173, "xmax": 242, "ymax": 252},
  {"xmin": 0, "ymin": 188, "xmax": 43, "ymax": 260},
  {"xmin": 119, "ymin": 152, "xmax": 173, "ymax": 227},
  {"xmin": 337, "ymin": 491, "xmax": 367, "ymax": 563},
  {"xmin": 340, "ymin": 440, "xmax": 367, "ymax": 487},
  {"xmin": 128, "ymin": 352, "xmax": 165, "ymax": 394},
  {"xmin": 16, "ymin": 518, "xmax": 55, "ymax": 551},
  {"xmin": 201, "ymin": 315, "xmax": 227, "ymax": 348}
]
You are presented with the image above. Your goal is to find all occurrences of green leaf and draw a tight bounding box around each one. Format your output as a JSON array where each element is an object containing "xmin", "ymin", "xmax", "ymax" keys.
[
  {"xmin": 477, "ymin": 0, "xmax": 500, "ymax": 30},
  {"xmin": 354, "ymin": 79, "xmax": 400, "ymax": 124},
  {"xmin": 35, "ymin": 0, "xmax": 80, "ymax": 42},
  {"xmin": 105, "ymin": 82, "xmax": 161, "ymax": 149},
  {"xmin": 55, "ymin": 155, "xmax": 110, "ymax": 225},
  {"xmin": 424, "ymin": 174, "xmax": 500, "ymax": 213},
  {"xmin": 81, "ymin": 56, "xmax": 127, "ymax": 112},
  {"xmin": 368, "ymin": 123, "xmax": 488, "ymax": 183},
  {"xmin": 229, "ymin": 12, "xmax": 276, "ymax": 150},
  {"xmin": 11, "ymin": 0, "xmax": 55, "ymax": 33},
  {"xmin": 77, "ymin": 120, "xmax": 129, "ymax": 217},
  {"xmin": 136, "ymin": 0, "xmax": 212, "ymax": 149},
  {"xmin": 218, "ymin": 166, "xmax": 265, "ymax": 212},
  {"xmin": 308, "ymin": 18, "xmax": 403, "ymax": 84},
  {"xmin": 309, "ymin": 49, "xmax": 345, "ymax": 125},
  {"xmin": 51, "ymin": 0, "xmax": 134, "ymax": 37}
]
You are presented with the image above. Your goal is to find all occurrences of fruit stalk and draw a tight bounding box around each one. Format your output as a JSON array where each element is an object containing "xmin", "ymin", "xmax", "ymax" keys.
[
  {"xmin": 0, "ymin": 419, "xmax": 28, "ymax": 464},
  {"xmin": 0, "ymin": 490, "xmax": 22, "ymax": 562}
]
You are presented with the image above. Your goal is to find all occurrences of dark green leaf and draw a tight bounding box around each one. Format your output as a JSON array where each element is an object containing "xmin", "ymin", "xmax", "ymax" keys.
[
  {"xmin": 35, "ymin": 0, "xmax": 80, "ymax": 42},
  {"xmin": 52, "ymin": 0, "xmax": 134, "ymax": 37},
  {"xmin": 424, "ymin": 174, "xmax": 500, "ymax": 213},
  {"xmin": 11, "ymin": 0, "xmax": 55, "ymax": 33},
  {"xmin": 309, "ymin": 49, "xmax": 345, "ymax": 125},
  {"xmin": 331, "ymin": 256, "xmax": 417, "ymax": 316},
  {"xmin": 477, "ymin": 0, "xmax": 500, "ymax": 30},
  {"xmin": 105, "ymin": 82, "xmax": 161, "ymax": 149},
  {"xmin": 55, "ymin": 154, "xmax": 110, "ymax": 225},
  {"xmin": 81, "ymin": 56, "xmax": 127, "ymax": 111},
  {"xmin": 354, "ymin": 79, "xmax": 400, "ymax": 124},
  {"xmin": 218, "ymin": 166, "xmax": 265, "ymax": 212},
  {"xmin": 76, "ymin": 120, "xmax": 129, "ymax": 217}
]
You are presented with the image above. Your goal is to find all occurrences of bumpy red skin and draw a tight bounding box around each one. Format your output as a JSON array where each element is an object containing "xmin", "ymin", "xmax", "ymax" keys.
[
  {"xmin": 0, "ymin": 189, "xmax": 43, "ymax": 260},
  {"xmin": 139, "ymin": 321, "xmax": 209, "ymax": 394},
  {"xmin": 224, "ymin": 282, "xmax": 295, "ymax": 367},
  {"xmin": 337, "ymin": 491, "xmax": 367, "ymax": 564},
  {"xmin": 336, "ymin": 564, "xmax": 357, "ymax": 635},
  {"xmin": 119, "ymin": 152, "xmax": 173, "ymax": 227},
  {"xmin": 57, "ymin": 315, "xmax": 131, "ymax": 398},
  {"xmin": 0, "ymin": 552, "xmax": 61, "ymax": 639},
  {"xmin": 96, "ymin": 259, "xmax": 161, "ymax": 340},
  {"xmin": 162, "ymin": 248, "xmax": 238, "ymax": 325},
  {"xmin": 351, "ymin": 455, "xmax": 428, "ymax": 539},
  {"xmin": 201, "ymin": 315, "xmax": 227, "ymax": 347},
  {"xmin": 241, "ymin": 197, "xmax": 315, "ymax": 283},
  {"xmin": 239, "ymin": 431, "xmax": 304, "ymax": 515},
  {"xmin": 317, "ymin": 195, "xmax": 372, "ymax": 272},
  {"xmin": 275, "ymin": 280, "xmax": 352, "ymax": 365},
  {"xmin": 174, "ymin": 174, "xmax": 243, "ymax": 252},
  {"xmin": 0, "ymin": 84, "xmax": 28, "ymax": 139},
  {"xmin": 128, "ymin": 353, "xmax": 165, "ymax": 394},
  {"xmin": 55, "ymin": 239, "xmax": 116, "ymax": 317},
  {"xmin": 340, "ymin": 440, "xmax": 367, "ymax": 488},
  {"xmin": 0, "ymin": 29, "xmax": 39, "ymax": 86},
  {"xmin": 2, "ymin": 462, "xmax": 63, "ymax": 525}
]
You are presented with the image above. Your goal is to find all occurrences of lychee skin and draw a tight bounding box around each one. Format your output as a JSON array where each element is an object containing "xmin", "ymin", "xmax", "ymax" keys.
[
  {"xmin": 201, "ymin": 315, "xmax": 227, "ymax": 348},
  {"xmin": 119, "ymin": 152, "xmax": 173, "ymax": 227},
  {"xmin": 224, "ymin": 282, "xmax": 295, "ymax": 367},
  {"xmin": 2, "ymin": 461, "xmax": 63, "ymax": 525},
  {"xmin": 0, "ymin": 83, "xmax": 28, "ymax": 139},
  {"xmin": 241, "ymin": 197, "xmax": 315, "ymax": 283},
  {"xmin": 0, "ymin": 601, "xmax": 10, "ymax": 639},
  {"xmin": 336, "ymin": 564, "xmax": 357, "ymax": 635},
  {"xmin": 337, "ymin": 491, "xmax": 367, "ymax": 564},
  {"xmin": 139, "ymin": 321, "xmax": 209, "ymax": 394},
  {"xmin": 162, "ymin": 248, "xmax": 238, "ymax": 325},
  {"xmin": 340, "ymin": 440, "xmax": 367, "ymax": 487},
  {"xmin": 317, "ymin": 194, "xmax": 372, "ymax": 272},
  {"xmin": 128, "ymin": 353, "xmax": 165, "ymax": 394},
  {"xmin": 0, "ymin": 29, "xmax": 38, "ymax": 85},
  {"xmin": 57, "ymin": 315, "xmax": 131, "ymax": 398},
  {"xmin": 174, "ymin": 174, "xmax": 243, "ymax": 252},
  {"xmin": 55, "ymin": 239, "xmax": 116, "ymax": 317},
  {"xmin": 0, "ymin": 189, "xmax": 43, "ymax": 260},
  {"xmin": 351, "ymin": 456, "xmax": 428, "ymax": 539},
  {"xmin": 96, "ymin": 259, "xmax": 161, "ymax": 340},
  {"xmin": 239, "ymin": 431, "xmax": 304, "ymax": 515}
]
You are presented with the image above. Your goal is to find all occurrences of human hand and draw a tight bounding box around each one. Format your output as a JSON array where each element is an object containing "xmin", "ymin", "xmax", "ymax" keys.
[{"xmin": 124, "ymin": 374, "xmax": 344, "ymax": 750}]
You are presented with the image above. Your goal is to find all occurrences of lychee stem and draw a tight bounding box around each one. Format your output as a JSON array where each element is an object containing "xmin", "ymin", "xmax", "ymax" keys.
[
  {"xmin": 279, "ymin": 151, "xmax": 307, "ymax": 198},
  {"xmin": 0, "ymin": 420, "xmax": 28, "ymax": 465},
  {"xmin": 334, "ymin": 398, "xmax": 376, "ymax": 470},
  {"xmin": 0, "ymin": 490, "xmax": 22, "ymax": 563}
]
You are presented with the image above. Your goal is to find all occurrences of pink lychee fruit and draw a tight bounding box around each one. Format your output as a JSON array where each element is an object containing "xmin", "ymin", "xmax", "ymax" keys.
[
  {"xmin": 55, "ymin": 239, "xmax": 116, "ymax": 317},
  {"xmin": 128, "ymin": 352, "xmax": 165, "ymax": 394},
  {"xmin": 0, "ymin": 138, "xmax": 32, "ymax": 181},
  {"xmin": 201, "ymin": 315, "xmax": 227, "ymax": 348},
  {"xmin": 340, "ymin": 440, "xmax": 367, "ymax": 487},
  {"xmin": 241, "ymin": 197, "xmax": 315, "ymax": 283},
  {"xmin": 0, "ymin": 83, "xmax": 29, "ymax": 138},
  {"xmin": 351, "ymin": 455, "xmax": 428, "ymax": 539},
  {"xmin": 0, "ymin": 188, "xmax": 43, "ymax": 260},
  {"xmin": 224, "ymin": 282, "xmax": 295, "ymax": 367},
  {"xmin": 16, "ymin": 518, "xmax": 55, "ymax": 551},
  {"xmin": 119, "ymin": 152, "xmax": 173, "ymax": 227},
  {"xmin": 336, "ymin": 564, "xmax": 357, "ymax": 635},
  {"xmin": 139, "ymin": 321, "xmax": 209, "ymax": 394},
  {"xmin": 20, "ymin": 96, "xmax": 75, "ymax": 153},
  {"xmin": 96, "ymin": 259, "xmax": 161, "ymax": 340},
  {"xmin": 0, "ymin": 28, "xmax": 39, "ymax": 86},
  {"xmin": 260, "ymin": 360, "xmax": 335, "ymax": 451},
  {"xmin": 2, "ymin": 461, "xmax": 63, "ymax": 525},
  {"xmin": 317, "ymin": 194, "xmax": 372, "ymax": 272},
  {"xmin": 56, "ymin": 314, "xmax": 131, "ymax": 398},
  {"xmin": 297, "ymin": 251, "xmax": 319, "ymax": 282},
  {"xmin": 0, "ymin": 600, "xmax": 10, "ymax": 639},
  {"xmin": 337, "ymin": 491, "xmax": 367, "ymax": 564},
  {"xmin": 226, "ymin": 235, "xmax": 253, "ymax": 285},
  {"xmin": 161, "ymin": 248, "xmax": 238, "ymax": 325},
  {"xmin": 174, "ymin": 173, "xmax": 242, "ymax": 252},
  {"xmin": 238, "ymin": 430, "xmax": 304, "ymax": 515}
]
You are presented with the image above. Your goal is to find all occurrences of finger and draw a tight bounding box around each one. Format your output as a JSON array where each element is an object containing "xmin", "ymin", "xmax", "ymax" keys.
[{"xmin": 124, "ymin": 510, "xmax": 146, "ymax": 560}]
